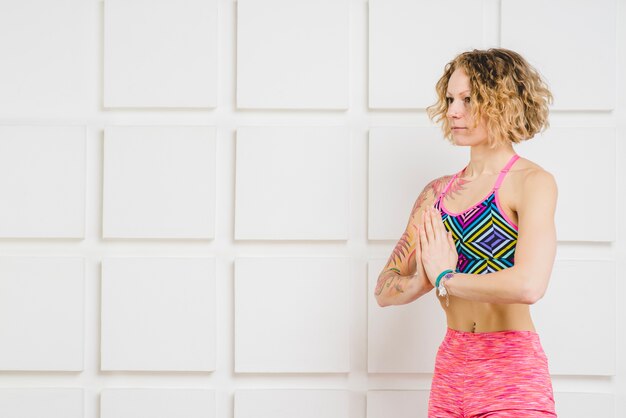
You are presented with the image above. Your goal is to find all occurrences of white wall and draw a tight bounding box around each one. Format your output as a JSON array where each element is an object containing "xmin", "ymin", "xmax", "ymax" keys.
[{"xmin": 0, "ymin": 0, "xmax": 624, "ymax": 417}]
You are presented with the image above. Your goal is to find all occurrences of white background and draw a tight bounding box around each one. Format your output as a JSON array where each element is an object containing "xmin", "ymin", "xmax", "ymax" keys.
[{"xmin": 0, "ymin": 0, "xmax": 624, "ymax": 417}]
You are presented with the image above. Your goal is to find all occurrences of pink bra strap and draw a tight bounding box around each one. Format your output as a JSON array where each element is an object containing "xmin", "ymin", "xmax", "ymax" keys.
[
  {"xmin": 437, "ymin": 170, "xmax": 461, "ymax": 203},
  {"xmin": 493, "ymin": 154, "xmax": 520, "ymax": 190},
  {"xmin": 438, "ymin": 154, "xmax": 520, "ymax": 202}
]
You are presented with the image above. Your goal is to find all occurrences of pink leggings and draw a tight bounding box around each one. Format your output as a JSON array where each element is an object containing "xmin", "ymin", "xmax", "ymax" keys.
[{"xmin": 428, "ymin": 327, "xmax": 557, "ymax": 417}]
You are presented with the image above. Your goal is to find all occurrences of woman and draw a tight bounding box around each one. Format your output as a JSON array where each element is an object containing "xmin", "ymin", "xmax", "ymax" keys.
[{"xmin": 374, "ymin": 48, "xmax": 558, "ymax": 417}]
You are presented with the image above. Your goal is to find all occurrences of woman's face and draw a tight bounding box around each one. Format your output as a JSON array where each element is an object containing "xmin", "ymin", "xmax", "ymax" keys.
[{"xmin": 445, "ymin": 68, "xmax": 489, "ymax": 146}]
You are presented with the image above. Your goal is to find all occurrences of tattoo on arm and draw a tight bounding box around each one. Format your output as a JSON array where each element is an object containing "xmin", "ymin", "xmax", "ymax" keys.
[
  {"xmin": 374, "ymin": 175, "xmax": 453, "ymax": 298},
  {"xmin": 386, "ymin": 177, "xmax": 448, "ymax": 267},
  {"xmin": 374, "ymin": 269, "xmax": 404, "ymax": 296}
]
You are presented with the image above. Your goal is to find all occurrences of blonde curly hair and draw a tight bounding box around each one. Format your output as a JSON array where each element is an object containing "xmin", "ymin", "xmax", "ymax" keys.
[{"xmin": 427, "ymin": 48, "xmax": 553, "ymax": 148}]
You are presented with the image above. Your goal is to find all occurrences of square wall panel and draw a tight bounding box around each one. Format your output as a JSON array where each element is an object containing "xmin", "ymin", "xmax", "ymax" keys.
[
  {"xmin": 0, "ymin": 257, "xmax": 84, "ymax": 371},
  {"xmin": 235, "ymin": 258, "xmax": 350, "ymax": 372},
  {"xmin": 101, "ymin": 389, "xmax": 215, "ymax": 418},
  {"xmin": 235, "ymin": 127, "xmax": 350, "ymax": 240},
  {"xmin": 237, "ymin": 0, "xmax": 349, "ymax": 109},
  {"xmin": 369, "ymin": 0, "xmax": 484, "ymax": 109},
  {"xmin": 517, "ymin": 127, "xmax": 615, "ymax": 242},
  {"xmin": 367, "ymin": 391, "xmax": 430, "ymax": 418},
  {"xmin": 235, "ymin": 390, "xmax": 349, "ymax": 418},
  {"xmin": 0, "ymin": 126, "xmax": 85, "ymax": 238},
  {"xmin": 0, "ymin": 1, "xmax": 92, "ymax": 118},
  {"xmin": 554, "ymin": 392, "xmax": 614, "ymax": 418},
  {"xmin": 103, "ymin": 126, "xmax": 216, "ymax": 239},
  {"xmin": 501, "ymin": 0, "xmax": 616, "ymax": 110},
  {"xmin": 0, "ymin": 388, "xmax": 83, "ymax": 418},
  {"xmin": 104, "ymin": 0, "xmax": 218, "ymax": 108},
  {"xmin": 101, "ymin": 257, "xmax": 216, "ymax": 371},
  {"xmin": 368, "ymin": 260, "xmax": 445, "ymax": 373},
  {"xmin": 368, "ymin": 127, "xmax": 467, "ymax": 240},
  {"xmin": 531, "ymin": 260, "xmax": 615, "ymax": 376}
]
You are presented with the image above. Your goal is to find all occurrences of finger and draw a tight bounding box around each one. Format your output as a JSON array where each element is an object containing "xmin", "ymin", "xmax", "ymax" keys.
[
  {"xmin": 428, "ymin": 207, "xmax": 441, "ymax": 241},
  {"xmin": 419, "ymin": 218, "xmax": 429, "ymax": 247},
  {"xmin": 431, "ymin": 206, "xmax": 444, "ymax": 230},
  {"xmin": 414, "ymin": 224, "xmax": 421, "ymax": 256},
  {"xmin": 414, "ymin": 226, "xmax": 423, "ymax": 271},
  {"xmin": 423, "ymin": 209, "xmax": 434, "ymax": 243},
  {"xmin": 447, "ymin": 230, "xmax": 455, "ymax": 250},
  {"xmin": 434, "ymin": 207, "xmax": 449, "ymax": 239}
]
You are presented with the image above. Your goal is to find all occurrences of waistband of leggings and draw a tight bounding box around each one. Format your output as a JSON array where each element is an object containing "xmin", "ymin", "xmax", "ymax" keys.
[{"xmin": 442, "ymin": 326, "xmax": 540, "ymax": 354}]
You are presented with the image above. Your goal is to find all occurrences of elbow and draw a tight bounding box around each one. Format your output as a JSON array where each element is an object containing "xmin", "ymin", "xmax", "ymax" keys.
[
  {"xmin": 516, "ymin": 267, "xmax": 546, "ymax": 305},
  {"xmin": 375, "ymin": 294, "xmax": 389, "ymax": 307},
  {"xmin": 521, "ymin": 281, "xmax": 546, "ymax": 305},
  {"xmin": 522, "ymin": 291, "xmax": 539, "ymax": 305}
]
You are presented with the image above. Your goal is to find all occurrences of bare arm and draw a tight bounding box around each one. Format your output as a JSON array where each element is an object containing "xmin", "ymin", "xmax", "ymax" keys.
[
  {"xmin": 374, "ymin": 176, "xmax": 452, "ymax": 307},
  {"xmin": 444, "ymin": 169, "xmax": 558, "ymax": 304}
]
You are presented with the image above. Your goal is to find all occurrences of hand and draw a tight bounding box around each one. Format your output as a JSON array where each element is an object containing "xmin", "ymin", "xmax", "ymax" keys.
[{"xmin": 417, "ymin": 205, "xmax": 458, "ymax": 287}]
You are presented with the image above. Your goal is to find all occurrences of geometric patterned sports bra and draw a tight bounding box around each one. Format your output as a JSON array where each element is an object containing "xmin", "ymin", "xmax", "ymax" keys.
[{"xmin": 434, "ymin": 154, "xmax": 520, "ymax": 275}]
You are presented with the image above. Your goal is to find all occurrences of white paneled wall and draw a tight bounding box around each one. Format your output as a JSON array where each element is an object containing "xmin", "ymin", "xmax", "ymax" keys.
[
  {"xmin": 236, "ymin": 0, "xmax": 350, "ymax": 109},
  {"xmin": 0, "ymin": 126, "xmax": 86, "ymax": 238},
  {"xmin": 234, "ymin": 390, "xmax": 350, "ymax": 418},
  {"xmin": 0, "ymin": 1, "xmax": 93, "ymax": 118},
  {"xmin": 103, "ymin": 0, "xmax": 218, "ymax": 108},
  {"xmin": 103, "ymin": 126, "xmax": 217, "ymax": 239},
  {"xmin": 0, "ymin": 0, "xmax": 624, "ymax": 417},
  {"xmin": 0, "ymin": 257, "xmax": 84, "ymax": 370},
  {"xmin": 532, "ymin": 260, "xmax": 616, "ymax": 376},
  {"xmin": 235, "ymin": 127, "xmax": 350, "ymax": 240},
  {"xmin": 369, "ymin": 0, "xmax": 485, "ymax": 108},
  {"xmin": 367, "ymin": 390, "xmax": 430, "ymax": 418},
  {"xmin": 101, "ymin": 257, "xmax": 216, "ymax": 371},
  {"xmin": 554, "ymin": 392, "xmax": 616, "ymax": 417},
  {"xmin": 0, "ymin": 388, "xmax": 84, "ymax": 418},
  {"xmin": 234, "ymin": 257, "xmax": 350, "ymax": 373},
  {"xmin": 101, "ymin": 388, "xmax": 216, "ymax": 418},
  {"xmin": 501, "ymin": 0, "xmax": 617, "ymax": 110}
]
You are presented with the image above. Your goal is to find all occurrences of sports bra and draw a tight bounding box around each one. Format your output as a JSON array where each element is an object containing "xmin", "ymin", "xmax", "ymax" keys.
[{"xmin": 434, "ymin": 154, "xmax": 520, "ymax": 274}]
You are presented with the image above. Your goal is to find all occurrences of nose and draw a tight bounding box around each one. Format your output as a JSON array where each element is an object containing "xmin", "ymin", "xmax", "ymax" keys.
[{"xmin": 446, "ymin": 98, "xmax": 463, "ymax": 119}]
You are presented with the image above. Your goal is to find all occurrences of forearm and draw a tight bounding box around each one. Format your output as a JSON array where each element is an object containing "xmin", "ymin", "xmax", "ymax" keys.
[
  {"xmin": 444, "ymin": 266, "xmax": 532, "ymax": 304},
  {"xmin": 375, "ymin": 271, "xmax": 433, "ymax": 307}
]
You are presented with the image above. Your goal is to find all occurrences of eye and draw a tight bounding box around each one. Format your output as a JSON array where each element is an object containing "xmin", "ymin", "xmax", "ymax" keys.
[
  {"xmin": 464, "ymin": 96, "xmax": 471, "ymax": 103},
  {"xmin": 445, "ymin": 97, "xmax": 453, "ymax": 104}
]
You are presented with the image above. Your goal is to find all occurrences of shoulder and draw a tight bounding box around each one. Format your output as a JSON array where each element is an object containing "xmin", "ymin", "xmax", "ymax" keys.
[
  {"xmin": 515, "ymin": 157, "xmax": 558, "ymax": 208},
  {"xmin": 404, "ymin": 174, "xmax": 454, "ymax": 222},
  {"xmin": 417, "ymin": 174, "xmax": 455, "ymax": 207},
  {"xmin": 422, "ymin": 173, "xmax": 455, "ymax": 199},
  {"xmin": 516, "ymin": 157, "xmax": 557, "ymax": 194},
  {"xmin": 406, "ymin": 173, "xmax": 455, "ymax": 223},
  {"xmin": 506, "ymin": 156, "xmax": 556, "ymax": 191}
]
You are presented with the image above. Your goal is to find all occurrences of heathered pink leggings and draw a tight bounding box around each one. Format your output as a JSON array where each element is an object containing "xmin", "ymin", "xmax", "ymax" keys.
[{"xmin": 428, "ymin": 327, "xmax": 557, "ymax": 417}]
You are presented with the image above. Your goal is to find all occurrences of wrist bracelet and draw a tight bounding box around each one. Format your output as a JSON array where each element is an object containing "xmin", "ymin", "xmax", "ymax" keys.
[
  {"xmin": 437, "ymin": 269, "xmax": 458, "ymax": 308},
  {"xmin": 435, "ymin": 269, "xmax": 454, "ymax": 288}
]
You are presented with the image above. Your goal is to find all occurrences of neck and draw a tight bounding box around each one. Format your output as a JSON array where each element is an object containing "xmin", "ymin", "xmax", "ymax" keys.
[{"xmin": 462, "ymin": 143, "xmax": 516, "ymax": 178}]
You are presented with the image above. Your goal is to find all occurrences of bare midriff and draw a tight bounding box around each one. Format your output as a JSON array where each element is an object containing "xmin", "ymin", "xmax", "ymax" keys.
[{"xmin": 440, "ymin": 296, "xmax": 536, "ymax": 333}]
